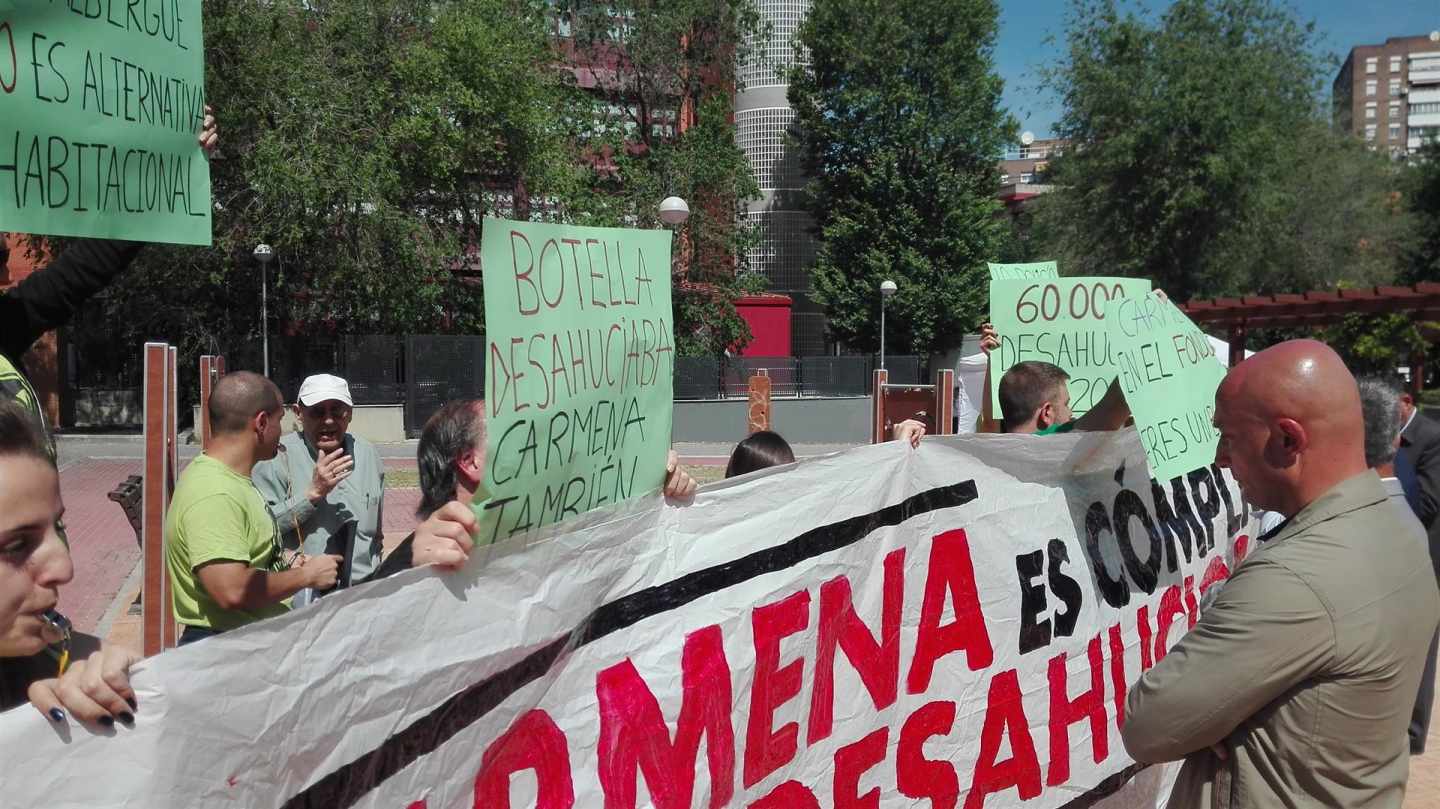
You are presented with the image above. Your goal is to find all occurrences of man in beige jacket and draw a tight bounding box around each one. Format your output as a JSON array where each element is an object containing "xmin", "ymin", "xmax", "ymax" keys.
[{"xmin": 1122, "ymin": 340, "xmax": 1440, "ymax": 808}]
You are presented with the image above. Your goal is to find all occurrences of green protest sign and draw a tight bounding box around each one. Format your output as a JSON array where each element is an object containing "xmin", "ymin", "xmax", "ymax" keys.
[
  {"xmin": 990, "ymin": 276, "xmax": 1151, "ymax": 417},
  {"xmin": 988, "ymin": 261, "xmax": 1059, "ymax": 280},
  {"xmin": 479, "ymin": 218, "xmax": 675, "ymax": 545},
  {"xmin": 1106, "ymin": 291, "xmax": 1227, "ymax": 482},
  {"xmin": 0, "ymin": 0, "xmax": 211, "ymax": 245}
]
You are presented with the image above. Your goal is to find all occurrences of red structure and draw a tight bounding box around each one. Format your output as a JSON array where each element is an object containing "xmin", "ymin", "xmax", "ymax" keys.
[
  {"xmin": 735, "ymin": 292, "xmax": 792, "ymax": 357},
  {"xmin": 0, "ymin": 234, "xmax": 61, "ymax": 428},
  {"xmin": 1183, "ymin": 282, "xmax": 1440, "ymax": 393}
]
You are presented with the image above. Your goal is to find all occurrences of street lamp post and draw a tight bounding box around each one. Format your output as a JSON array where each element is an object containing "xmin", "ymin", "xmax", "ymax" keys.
[
  {"xmin": 659, "ymin": 196, "xmax": 690, "ymax": 225},
  {"xmin": 879, "ymin": 279, "xmax": 897, "ymax": 369},
  {"xmin": 253, "ymin": 244, "xmax": 274, "ymax": 377}
]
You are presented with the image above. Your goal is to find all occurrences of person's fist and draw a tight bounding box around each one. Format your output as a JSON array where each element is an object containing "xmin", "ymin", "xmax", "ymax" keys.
[
  {"xmin": 302, "ymin": 553, "xmax": 343, "ymax": 590},
  {"xmin": 893, "ymin": 419, "xmax": 926, "ymax": 448},
  {"xmin": 197, "ymin": 105, "xmax": 219, "ymax": 156},
  {"xmin": 308, "ymin": 447, "xmax": 354, "ymax": 502},
  {"xmin": 979, "ymin": 323, "xmax": 999, "ymax": 354},
  {"xmin": 412, "ymin": 501, "xmax": 479, "ymax": 570},
  {"xmin": 663, "ymin": 450, "xmax": 697, "ymax": 500},
  {"xmin": 29, "ymin": 644, "xmax": 140, "ymax": 728}
]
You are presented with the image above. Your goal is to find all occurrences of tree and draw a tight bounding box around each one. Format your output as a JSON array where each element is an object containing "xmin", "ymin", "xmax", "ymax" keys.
[
  {"xmin": 1036, "ymin": 0, "xmax": 1410, "ymax": 300},
  {"xmin": 562, "ymin": 0, "xmax": 766, "ymax": 355},
  {"xmin": 1402, "ymin": 138, "xmax": 1440, "ymax": 284},
  {"xmin": 789, "ymin": 0, "xmax": 1015, "ymax": 357},
  {"xmin": 64, "ymin": 0, "xmax": 587, "ymax": 395}
]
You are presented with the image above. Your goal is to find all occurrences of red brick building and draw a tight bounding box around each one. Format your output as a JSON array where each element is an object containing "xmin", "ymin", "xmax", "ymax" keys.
[{"xmin": 1333, "ymin": 33, "xmax": 1440, "ymax": 158}]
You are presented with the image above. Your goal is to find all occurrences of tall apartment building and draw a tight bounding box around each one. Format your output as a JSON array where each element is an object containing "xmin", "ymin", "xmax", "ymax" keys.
[
  {"xmin": 1334, "ymin": 33, "xmax": 1440, "ymax": 157},
  {"xmin": 735, "ymin": 0, "xmax": 828, "ymax": 356}
]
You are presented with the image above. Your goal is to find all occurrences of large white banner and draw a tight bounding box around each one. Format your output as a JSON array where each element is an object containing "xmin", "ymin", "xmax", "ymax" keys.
[{"xmin": 0, "ymin": 431, "xmax": 1257, "ymax": 808}]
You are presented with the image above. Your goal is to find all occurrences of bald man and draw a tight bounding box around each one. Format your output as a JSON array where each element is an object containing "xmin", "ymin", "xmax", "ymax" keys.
[
  {"xmin": 1122, "ymin": 340, "xmax": 1440, "ymax": 808},
  {"xmin": 164, "ymin": 372, "xmax": 340, "ymax": 645}
]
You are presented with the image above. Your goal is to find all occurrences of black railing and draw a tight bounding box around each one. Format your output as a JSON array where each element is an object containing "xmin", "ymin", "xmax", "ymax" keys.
[{"xmin": 66, "ymin": 334, "xmax": 917, "ymax": 432}]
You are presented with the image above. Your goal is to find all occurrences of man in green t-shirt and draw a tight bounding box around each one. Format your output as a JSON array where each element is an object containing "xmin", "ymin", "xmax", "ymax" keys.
[{"xmin": 165, "ymin": 371, "xmax": 340, "ymax": 645}]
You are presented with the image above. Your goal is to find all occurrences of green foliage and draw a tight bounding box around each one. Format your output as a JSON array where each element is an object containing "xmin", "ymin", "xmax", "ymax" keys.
[
  {"xmin": 789, "ymin": 0, "xmax": 1016, "ymax": 356},
  {"xmin": 1037, "ymin": 0, "xmax": 1409, "ymax": 300},
  {"xmin": 1402, "ymin": 138, "xmax": 1440, "ymax": 284},
  {"xmin": 64, "ymin": 0, "xmax": 765, "ymax": 380},
  {"xmin": 1318, "ymin": 313, "xmax": 1427, "ymax": 376},
  {"xmin": 562, "ymin": 1, "xmax": 766, "ymax": 355}
]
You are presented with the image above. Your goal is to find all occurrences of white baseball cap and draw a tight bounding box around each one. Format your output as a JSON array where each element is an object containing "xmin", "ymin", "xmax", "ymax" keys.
[{"xmin": 297, "ymin": 374, "xmax": 354, "ymax": 407}]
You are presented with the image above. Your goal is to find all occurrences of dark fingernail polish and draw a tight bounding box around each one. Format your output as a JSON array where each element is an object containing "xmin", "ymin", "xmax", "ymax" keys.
[
  {"xmin": 98, "ymin": 715, "xmax": 115, "ymax": 727},
  {"xmin": 118, "ymin": 711, "xmax": 135, "ymax": 726},
  {"xmin": 47, "ymin": 708, "xmax": 64, "ymax": 723},
  {"xmin": 126, "ymin": 696, "xmax": 138, "ymax": 711}
]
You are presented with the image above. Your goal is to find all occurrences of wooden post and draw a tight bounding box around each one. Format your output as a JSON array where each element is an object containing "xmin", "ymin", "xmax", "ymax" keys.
[
  {"xmin": 747, "ymin": 369, "xmax": 772, "ymax": 434},
  {"xmin": 198, "ymin": 354, "xmax": 227, "ymax": 449},
  {"xmin": 1412, "ymin": 347, "xmax": 1426, "ymax": 398},
  {"xmin": 1228, "ymin": 323, "xmax": 1246, "ymax": 369},
  {"xmin": 871, "ymin": 369, "xmax": 889, "ymax": 443},
  {"xmin": 141, "ymin": 343, "xmax": 172, "ymax": 657},
  {"xmin": 163, "ymin": 347, "xmax": 178, "ymax": 650},
  {"xmin": 932, "ymin": 369, "xmax": 955, "ymax": 436}
]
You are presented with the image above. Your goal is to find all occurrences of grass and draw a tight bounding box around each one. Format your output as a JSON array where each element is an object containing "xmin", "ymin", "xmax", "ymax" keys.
[{"xmin": 383, "ymin": 464, "xmax": 727, "ymax": 489}]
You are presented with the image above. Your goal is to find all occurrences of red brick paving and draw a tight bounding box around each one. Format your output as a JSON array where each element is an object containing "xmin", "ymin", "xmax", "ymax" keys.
[{"xmin": 57, "ymin": 458, "xmax": 144, "ymax": 633}]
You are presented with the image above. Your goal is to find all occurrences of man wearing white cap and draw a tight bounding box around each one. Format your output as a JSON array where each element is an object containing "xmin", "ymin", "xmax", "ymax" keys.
[{"xmin": 253, "ymin": 374, "xmax": 385, "ymax": 595}]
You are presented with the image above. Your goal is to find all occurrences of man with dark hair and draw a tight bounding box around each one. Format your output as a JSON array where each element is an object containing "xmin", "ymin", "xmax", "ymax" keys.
[
  {"xmin": 165, "ymin": 372, "xmax": 340, "ymax": 644},
  {"xmin": 370, "ymin": 399, "xmax": 698, "ymax": 579},
  {"xmin": 996, "ymin": 361, "xmax": 1075, "ymax": 434},
  {"xmin": 895, "ymin": 359, "xmax": 1132, "ymax": 444}
]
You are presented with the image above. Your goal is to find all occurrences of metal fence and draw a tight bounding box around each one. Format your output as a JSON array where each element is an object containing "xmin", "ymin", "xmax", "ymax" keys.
[
  {"xmin": 66, "ymin": 332, "xmax": 922, "ymax": 432},
  {"xmin": 673, "ymin": 354, "xmax": 923, "ymax": 400},
  {"xmin": 302, "ymin": 341, "xmax": 916, "ymax": 407}
]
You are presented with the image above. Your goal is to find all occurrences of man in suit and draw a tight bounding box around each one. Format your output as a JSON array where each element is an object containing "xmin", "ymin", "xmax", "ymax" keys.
[
  {"xmin": 1396, "ymin": 379, "xmax": 1440, "ymax": 754},
  {"xmin": 1122, "ymin": 341, "xmax": 1440, "ymax": 807}
]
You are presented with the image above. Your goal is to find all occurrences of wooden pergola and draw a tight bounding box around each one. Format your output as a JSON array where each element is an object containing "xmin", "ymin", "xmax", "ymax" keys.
[{"xmin": 1182, "ymin": 282, "xmax": 1440, "ymax": 392}]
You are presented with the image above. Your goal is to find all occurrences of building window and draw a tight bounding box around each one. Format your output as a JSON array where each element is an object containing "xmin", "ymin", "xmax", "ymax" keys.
[
  {"xmin": 999, "ymin": 174, "xmax": 1009, "ymax": 185},
  {"xmin": 1366, "ymin": 57, "xmax": 1377, "ymax": 74},
  {"xmin": 1390, "ymin": 78, "xmax": 1401, "ymax": 95},
  {"xmin": 1366, "ymin": 103, "xmax": 1377, "ymax": 119},
  {"xmin": 1390, "ymin": 123, "xmax": 1402, "ymax": 141},
  {"xmin": 1390, "ymin": 101, "xmax": 1402, "ymax": 119},
  {"xmin": 1413, "ymin": 101, "xmax": 1440, "ymax": 115},
  {"xmin": 1019, "ymin": 172, "xmax": 1033, "ymax": 184},
  {"xmin": 1365, "ymin": 125, "xmax": 1377, "ymax": 141},
  {"xmin": 1391, "ymin": 56, "xmax": 1402, "ymax": 73},
  {"xmin": 1366, "ymin": 79, "xmax": 1378, "ymax": 96}
]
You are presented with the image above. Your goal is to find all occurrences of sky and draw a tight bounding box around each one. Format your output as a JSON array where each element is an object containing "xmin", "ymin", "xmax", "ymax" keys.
[{"xmin": 994, "ymin": 0, "xmax": 1440, "ymax": 140}]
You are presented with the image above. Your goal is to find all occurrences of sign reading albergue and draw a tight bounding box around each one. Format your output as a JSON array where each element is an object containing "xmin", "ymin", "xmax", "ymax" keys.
[{"xmin": 0, "ymin": 0, "xmax": 211, "ymax": 245}]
